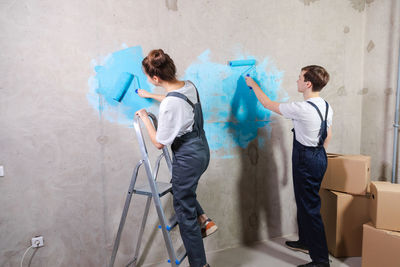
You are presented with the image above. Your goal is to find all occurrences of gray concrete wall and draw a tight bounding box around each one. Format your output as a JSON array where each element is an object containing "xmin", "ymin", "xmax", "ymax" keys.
[
  {"xmin": 0, "ymin": 0, "xmax": 396, "ymax": 266},
  {"xmin": 361, "ymin": 0, "xmax": 400, "ymax": 182}
]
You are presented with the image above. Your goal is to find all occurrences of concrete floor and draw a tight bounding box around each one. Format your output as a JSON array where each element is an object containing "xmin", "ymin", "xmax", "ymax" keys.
[{"xmin": 142, "ymin": 235, "xmax": 361, "ymax": 267}]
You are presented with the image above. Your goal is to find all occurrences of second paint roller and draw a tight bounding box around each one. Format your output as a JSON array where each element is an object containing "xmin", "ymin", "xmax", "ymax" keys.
[
  {"xmin": 113, "ymin": 72, "xmax": 141, "ymax": 102},
  {"xmin": 228, "ymin": 59, "xmax": 256, "ymax": 89},
  {"xmin": 228, "ymin": 59, "xmax": 256, "ymax": 67}
]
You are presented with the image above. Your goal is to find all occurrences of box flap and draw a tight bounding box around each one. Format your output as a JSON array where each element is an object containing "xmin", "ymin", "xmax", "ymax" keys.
[{"xmin": 371, "ymin": 181, "xmax": 400, "ymax": 193}]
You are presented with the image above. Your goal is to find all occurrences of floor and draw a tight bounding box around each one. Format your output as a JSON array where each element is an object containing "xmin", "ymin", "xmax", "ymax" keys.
[{"xmin": 142, "ymin": 235, "xmax": 361, "ymax": 267}]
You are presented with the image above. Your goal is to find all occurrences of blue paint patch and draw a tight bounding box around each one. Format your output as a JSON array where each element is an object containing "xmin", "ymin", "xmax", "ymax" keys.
[
  {"xmin": 183, "ymin": 50, "xmax": 287, "ymax": 158},
  {"xmin": 87, "ymin": 46, "xmax": 155, "ymax": 125},
  {"xmin": 87, "ymin": 47, "xmax": 287, "ymax": 158}
]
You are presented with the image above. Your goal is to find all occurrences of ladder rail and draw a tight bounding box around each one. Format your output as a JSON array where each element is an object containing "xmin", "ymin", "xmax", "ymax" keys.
[
  {"xmin": 133, "ymin": 115, "xmax": 179, "ymax": 266},
  {"xmin": 127, "ymin": 152, "xmax": 168, "ymax": 266},
  {"xmin": 148, "ymin": 112, "xmax": 173, "ymax": 175},
  {"xmin": 128, "ymin": 195, "xmax": 152, "ymax": 267},
  {"xmin": 111, "ymin": 151, "xmax": 168, "ymax": 267},
  {"xmin": 109, "ymin": 160, "xmax": 144, "ymax": 267},
  {"xmin": 110, "ymin": 113, "xmax": 182, "ymax": 267},
  {"xmin": 153, "ymin": 153, "xmax": 165, "ymax": 182},
  {"xmin": 162, "ymin": 146, "xmax": 173, "ymax": 176}
]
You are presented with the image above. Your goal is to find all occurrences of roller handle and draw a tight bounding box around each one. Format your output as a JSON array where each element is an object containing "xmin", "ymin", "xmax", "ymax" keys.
[
  {"xmin": 134, "ymin": 76, "xmax": 141, "ymax": 93},
  {"xmin": 246, "ymin": 74, "xmax": 253, "ymax": 90}
]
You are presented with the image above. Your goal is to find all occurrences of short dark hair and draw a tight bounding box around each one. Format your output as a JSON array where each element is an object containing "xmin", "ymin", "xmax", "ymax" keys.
[
  {"xmin": 301, "ymin": 65, "xmax": 329, "ymax": 92},
  {"xmin": 142, "ymin": 49, "xmax": 176, "ymax": 82}
]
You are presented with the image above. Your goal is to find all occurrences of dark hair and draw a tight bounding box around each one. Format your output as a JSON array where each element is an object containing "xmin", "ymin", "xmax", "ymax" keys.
[
  {"xmin": 301, "ymin": 65, "xmax": 330, "ymax": 92},
  {"xmin": 142, "ymin": 49, "xmax": 176, "ymax": 82}
]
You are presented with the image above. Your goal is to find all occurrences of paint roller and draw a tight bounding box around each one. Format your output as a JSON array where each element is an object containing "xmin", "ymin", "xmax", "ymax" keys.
[
  {"xmin": 228, "ymin": 59, "xmax": 256, "ymax": 89},
  {"xmin": 228, "ymin": 59, "xmax": 256, "ymax": 67},
  {"xmin": 113, "ymin": 72, "xmax": 141, "ymax": 102}
]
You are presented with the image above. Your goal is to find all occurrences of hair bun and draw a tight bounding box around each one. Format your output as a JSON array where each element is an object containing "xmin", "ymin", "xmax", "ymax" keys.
[
  {"xmin": 150, "ymin": 49, "xmax": 167, "ymax": 67},
  {"xmin": 142, "ymin": 49, "xmax": 177, "ymax": 81}
]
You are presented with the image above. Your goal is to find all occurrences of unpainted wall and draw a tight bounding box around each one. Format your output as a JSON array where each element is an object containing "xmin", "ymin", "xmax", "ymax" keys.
[
  {"xmin": 0, "ymin": 0, "xmax": 396, "ymax": 266},
  {"xmin": 361, "ymin": 0, "xmax": 400, "ymax": 182}
]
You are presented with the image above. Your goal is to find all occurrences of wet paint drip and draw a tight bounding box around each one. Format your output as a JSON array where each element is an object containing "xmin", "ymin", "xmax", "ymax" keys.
[
  {"xmin": 184, "ymin": 50, "xmax": 287, "ymax": 158},
  {"xmin": 87, "ymin": 46, "xmax": 154, "ymax": 125}
]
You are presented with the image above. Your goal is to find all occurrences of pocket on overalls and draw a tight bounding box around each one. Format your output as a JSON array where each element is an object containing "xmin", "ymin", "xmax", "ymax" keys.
[
  {"xmin": 309, "ymin": 149, "xmax": 327, "ymax": 179},
  {"xmin": 299, "ymin": 148, "xmax": 308, "ymax": 168}
]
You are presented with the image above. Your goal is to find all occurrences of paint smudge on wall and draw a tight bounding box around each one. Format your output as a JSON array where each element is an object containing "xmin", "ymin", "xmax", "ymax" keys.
[
  {"xmin": 299, "ymin": 0, "xmax": 319, "ymax": 6},
  {"xmin": 165, "ymin": 0, "xmax": 178, "ymax": 11},
  {"xmin": 358, "ymin": 88, "xmax": 369, "ymax": 95},
  {"xmin": 87, "ymin": 46, "xmax": 154, "ymax": 125},
  {"xmin": 367, "ymin": 40, "xmax": 375, "ymax": 53},
  {"xmin": 348, "ymin": 0, "xmax": 375, "ymax": 12},
  {"xmin": 384, "ymin": 88, "xmax": 393, "ymax": 95},
  {"xmin": 96, "ymin": 136, "xmax": 109, "ymax": 145},
  {"xmin": 184, "ymin": 50, "xmax": 286, "ymax": 158},
  {"xmin": 337, "ymin": 86, "xmax": 347, "ymax": 96},
  {"xmin": 88, "ymin": 47, "xmax": 287, "ymax": 158}
]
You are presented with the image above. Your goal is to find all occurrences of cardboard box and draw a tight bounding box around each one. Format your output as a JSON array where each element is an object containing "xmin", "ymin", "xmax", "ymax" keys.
[
  {"xmin": 361, "ymin": 222, "xmax": 400, "ymax": 267},
  {"xmin": 322, "ymin": 153, "xmax": 370, "ymax": 195},
  {"xmin": 320, "ymin": 189, "xmax": 370, "ymax": 257},
  {"xmin": 370, "ymin": 181, "xmax": 400, "ymax": 232}
]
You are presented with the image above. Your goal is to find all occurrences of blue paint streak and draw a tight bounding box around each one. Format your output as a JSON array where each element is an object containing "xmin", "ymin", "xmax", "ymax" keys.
[
  {"xmin": 113, "ymin": 72, "xmax": 134, "ymax": 102},
  {"xmin": 183, "ymin": 50, "xmax": 286, "ymax": 158},
  {"xmin": 87, "ymin": 46, "xmax": 154, "ymax": 124},
  {"xmin": 87, "ymin": 46, "xmax": 287, "ymax": 158}
]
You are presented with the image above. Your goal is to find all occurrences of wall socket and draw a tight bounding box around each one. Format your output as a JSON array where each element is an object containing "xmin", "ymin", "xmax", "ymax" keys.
[
  {"xmin": 31, "ymin": 236, "xmax": 44, "ymax": 248},
  {"xmin": 0, "ymin": 166, "xmax": 4, "ymax": 177}
]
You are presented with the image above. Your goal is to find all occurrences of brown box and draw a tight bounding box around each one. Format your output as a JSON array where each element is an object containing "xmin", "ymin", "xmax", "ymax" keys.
[
  {"xmin": 361, "ymin": 222, "xmax": 400, "ymax": 267},
  {"xmin": 322, "ymin": 153, "xmax": 371, "ymax": 195},
  {"xmin": 320, "ymin": 189, "xmax": 370, "ymax": 257},
  {"xmin": 370, "ymin": 181, "xmax": 400, "ymax": 232}
]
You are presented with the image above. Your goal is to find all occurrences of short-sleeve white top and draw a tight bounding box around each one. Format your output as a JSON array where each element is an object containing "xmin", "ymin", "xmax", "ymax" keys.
[
  {"xmin": 279, "ymin": 97, "xmax": 333, "ymax": 147},
  {"xmin": 155, "ymin": 81, "xmax": 198, "ymax": 145}
]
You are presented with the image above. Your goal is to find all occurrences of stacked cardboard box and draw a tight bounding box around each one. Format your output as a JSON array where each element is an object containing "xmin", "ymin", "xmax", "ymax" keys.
[
  {"xmin": 361, "ymin": 181, "xmax": 400, "ymax": 267},
  {"xmin": 361, "ymin": 223, "xmax": 400, "ymax": 267},
  {"xmin": 369, "ymin": 181, "xmax": 400, "ymax": 231},
  {"xmin": 320, "ymin": 189, "xmax": 370, "ymax": 257},
  {"xmin": 322, "ymin": 153, "xmax": 371, "ymax": 195},
  {"xmin": 320, "ymin": 153, "xmax": 371, "ymax": 257},
  {"xmin": 319, "ymin": 153, "xmax": 400, "ymax": 264}
]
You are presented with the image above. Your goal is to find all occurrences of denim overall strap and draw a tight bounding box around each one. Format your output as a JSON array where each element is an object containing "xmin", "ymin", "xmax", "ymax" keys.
[
  {"xmin": 167, "ymin": 82, "xmax": 205, "ymax": 139},
  {"xmin": 306, "ymin": 101, "xmax": 323, "ymax": 121},
  {"xmin": 306, "ymin": 100, "xmax": 329, "ymax": 147},
  {"xmin": 186, "ymin": 80, "xmax": 201, "ymax": 102},
  {"xmin": 166, "ymin": 91, "xmax": 195, "ymax": 109},
  {"xmin": 186, "ymin": 80, "xmax": 205, "ymax": 132}
]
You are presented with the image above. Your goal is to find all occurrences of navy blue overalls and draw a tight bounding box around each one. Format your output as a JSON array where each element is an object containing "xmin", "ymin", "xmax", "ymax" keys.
[
  {"xmin": 167, "ymin": 81, "xmax": 210, "ymax": 267},
  {"xmin": 292, "ymin": 101, "xmax": 329, "ymax": 263}
]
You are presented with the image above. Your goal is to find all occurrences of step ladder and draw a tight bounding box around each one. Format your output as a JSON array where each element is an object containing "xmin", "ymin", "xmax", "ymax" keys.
[{"xmin": 109, "ymin": 113, "xmax": 187, "ymax": 267}]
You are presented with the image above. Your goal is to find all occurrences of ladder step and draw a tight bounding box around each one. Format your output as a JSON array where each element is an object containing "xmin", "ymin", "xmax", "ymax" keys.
[
  {"xmin": 167, "ymin": 244, "xmax": 187, "ymax": 265},
  {"xmin": 158, "ymin": 214, "xmax": 178, "ymax": 231},
  {"xmin": 133, "ymin": 181, "xmax": 172, "ymax": 197}
]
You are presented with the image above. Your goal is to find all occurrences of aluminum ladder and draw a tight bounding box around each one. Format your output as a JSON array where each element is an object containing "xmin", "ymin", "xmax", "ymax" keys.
[{"xmin": 109, "ymin": 113, "xmax": 186, "ymax": 267}]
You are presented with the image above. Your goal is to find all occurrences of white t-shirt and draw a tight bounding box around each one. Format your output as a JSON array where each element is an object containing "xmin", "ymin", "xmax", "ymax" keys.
[
  {"xmin": 279, "ymin": 97, "xmax": 333, "ymax": 147},
  {"xmin": 156, "ymin": 81, "xmax": 198, "ymax": 145}
]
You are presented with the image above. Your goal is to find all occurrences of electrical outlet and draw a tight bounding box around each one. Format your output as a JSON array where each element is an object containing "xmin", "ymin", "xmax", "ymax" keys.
[
  {"xmin": 31, "ymin": 236, "xmax": 44, "ymax": 248},
  {"xmin": 0, "ymin": 166, "xmax": 4, "ymax": 177}
]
